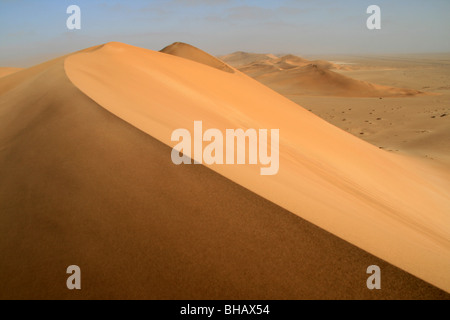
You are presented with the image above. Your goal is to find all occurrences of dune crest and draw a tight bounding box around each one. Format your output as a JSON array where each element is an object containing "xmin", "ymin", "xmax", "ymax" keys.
[
  {"xmin": 160, "ymin": 42, "xmax": 235, "ymax": 73},
  {"xmin": 64, "ymin": 42, "xmax": 450, "ymax": 293}
]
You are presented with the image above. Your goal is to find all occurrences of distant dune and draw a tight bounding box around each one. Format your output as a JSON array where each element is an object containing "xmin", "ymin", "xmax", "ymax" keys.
[
  {"xmin": 0, "ymin": 42, "xmax": 449, "ymax": 299},
  {"xmin": 252, "ymin": 63, "xmax": 423, "ymax": 97},
  {"xmin": 161, "ymin": 42, "xmax": 234, "ymax": 73},
  {"xmin": 221, "ymin": 51, "xmax": 424, "ymax": 97},
  {"xmin": 219, "ymin": 51, "xmax": 278, "ymax": 67},
  {"xmin": 221, "ymin": 51, "xmax": 346, "ymax": 70}
]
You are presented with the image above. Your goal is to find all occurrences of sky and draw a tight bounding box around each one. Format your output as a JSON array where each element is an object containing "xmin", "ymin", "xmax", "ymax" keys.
[{"xmin": 1, "ymin": 0, "xmax": 450, "ymax": 67}]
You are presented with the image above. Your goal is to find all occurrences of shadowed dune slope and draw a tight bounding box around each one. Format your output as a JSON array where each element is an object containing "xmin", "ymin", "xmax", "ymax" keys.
[
  {"xmin": 0, "ymin": 58, "xmax": 448, "ymax": 299},
  {"xmin": 64, "ymin": 42, "xmax": 450, "ymax": 293}
]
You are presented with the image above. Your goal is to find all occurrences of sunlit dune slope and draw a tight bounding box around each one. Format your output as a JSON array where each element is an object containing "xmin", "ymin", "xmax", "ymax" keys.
[{"xmin": 64, "ymin": 42, "xmax": 450, "ymax": 293}]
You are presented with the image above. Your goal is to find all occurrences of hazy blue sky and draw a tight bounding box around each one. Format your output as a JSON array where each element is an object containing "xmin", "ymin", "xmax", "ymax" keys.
[{"xmin": 1, "ymin": 0, "xmax": 450, "ymax": 66}]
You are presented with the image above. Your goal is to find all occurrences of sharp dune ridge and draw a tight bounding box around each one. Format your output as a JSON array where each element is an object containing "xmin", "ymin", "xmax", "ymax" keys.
[
  {"xmin": 161, "ymin": 42, "xmax": 235, "ymax": 73},
  {"xmin": 0, "ymin": 41, "xmax": 449, "ymax": 299}
]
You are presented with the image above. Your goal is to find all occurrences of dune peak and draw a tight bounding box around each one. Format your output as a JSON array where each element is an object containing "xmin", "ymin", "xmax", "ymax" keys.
[{"xmin": 160, "ymin": 42, "xmax": 234, "ymax": 73}]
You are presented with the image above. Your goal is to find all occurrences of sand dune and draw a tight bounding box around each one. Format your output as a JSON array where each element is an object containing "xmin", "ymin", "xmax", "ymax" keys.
[
  {"xmin": 222, "ymin": 51, "xmax": 346, "ymax": 70},
  {"xmin": 62, "ymin": 42, "xmax": 450, "ymax": 293},
  {"xmin": 0, "ymin": 42, "xmax": 449, "ymax": 299},
  {"xmin": 221, "ymin": 51, "xmax": 423, "ymax": 97},
  {"xmin": 161, "ymin": 42, "xmax": 234, "ymax": 73},
  {"xmin": 252, "ymin": 63, "xmax": 424, "ymax": 97},
  {"xmin": 1, "ymin": 47, "xmax": 448, "ymax": 299},
  {"xmin": 219, "ymin": 51, "xmax": 277, "ymax": 67}
]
